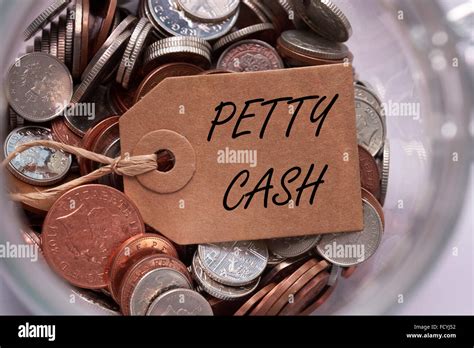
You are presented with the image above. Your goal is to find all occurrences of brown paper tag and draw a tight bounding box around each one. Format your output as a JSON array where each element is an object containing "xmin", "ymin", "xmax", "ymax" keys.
[{"xmin": 120, "ymin": 64, "xmax": 363, "ymax": 245}]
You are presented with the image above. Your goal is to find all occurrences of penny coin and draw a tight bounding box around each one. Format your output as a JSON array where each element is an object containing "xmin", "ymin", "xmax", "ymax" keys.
[
  {"xmin": 238, "ymin": 0, "xmax": 270, "ymax": 28},
  {"xmin": 199, "ymin": 69, "xmax": 234, "ymax": 75},
  {"xmin": 178, "ymin": 0, "xmax": 240, "ymax": 23},
  {"xmin": 260, "ymin": 255, "xmax": 309, "ymax": 287},
  {"xmin": 57, "ymin": 15, "xmax": 67, "ymax": 63},
  {"xmin": 192, "ymin": 252, "xmax": 260, "ymax": 301},
  {"xmin": 265, "ymin": 259, "xmax": 329, "ymax": 315},
  {"xmin": 134, "ymin": 63, "xmax": 204, "ymax": 104},
  {"xmin": 4, "ymin": 126, "xmax": 72, "ymax": 186},
  {"xmin": 291, "ymin": 0, "xmax": 352, "ymax": 42},
  {"xmin": 207, "ymin": 296, "xmax": 245, "ymax": 316},
  {"xmin": 129, "ymin": 268, "xmax": 192, "ymax": 315},
  {"xmin": 109, "ymin": 233, "xmax": 179, "ymax": 301},
  {"xmin": 358, "ymin": 145, "xmax": 381, "ymax": 199},
  {"xmin": 249, "ymin": 258, "xmax": 318, "ymax": 315},
  {"xmin": 23, "ymin": 0, "xmax": 70, "ymax": 40},
  {"xmin": 342, "ymin": 266, "xmax": 357, "ymax": 279},
  {"xmin": 90, "ymin": 0, "xmax": 118, "ymax": 57},
  {"xmin": 277, "ymin": 41, "xmax": 346, "ymax": 67},
  {"xmin": 260, "ymin": 0, "xmax": 295, "ymax": 33},
  {"xmin": 279, "ymin": 270, "xmax": 329, "ymax": 315},
  {"xmin": 34, "ymin": 37, "xmax": 42, "ymax": 52},
  {"xmin": 198, "ymin": 240, "xmax": 268, "ymax": 286},
  {"xmin": 266, "ymin": 235, "xmax": 321, "ymax": 258},
  {"xmin": 279, "ymin": 30, "xmax": 350, "ymax": 61},
  {"xmin": 146, "ymin": 288, "xmax": 213, "ymax": 316},
  {"xmin": 109, "ymin": 83, "xmax": 136, "ymax": 114},
  {"xmin": 379, "ymin": 139, "xmax": 390, "ymax": 206},
  {"xmin": 51, "ymin": 118, "xmax": 83, "ymax": 147},
  {"xmin": 217, "ymin": 39, "xmax": 284, "ymax": 72},
  {"xmin": 146, "ymin": 0, "xmax": 238, "ymax": 40},
  {"xmin": 79, "ymin": 116, "xmax": 120, "ymax": 175},
  {"xmin": 300, "ymin": 284, "xmax": 335, "ymax": 315},
  {"xmin": 6, "ymin": 53, "xmax": 73, "ymax": 123},
  {"xmin": 119, "ymin": 254, "xmax": 191, "ymax": 314},
  {"xmin": 316, "ymin": 198, "xmax": 383, "ymax": 266},
  {"xmin": 355, "ymin": 98, "xmax": 385, "ymax": 156},
  {"xmin": 42, "ymin": 184, "xmax": 145, "ymax": 289},
  {"xmin": 80, "ymin": 0, "xmax": 90, "ymax": 74},
  {"xmin": 234, "ymin": 283, "xmax": 276, "ymax": 316},
  {"xmin": 361, "ymin": 188, "xmax": 385, "ymax": 228},
  {"xmin": 72, "ymin": 30, "xmax": 132, "ymax": 104},
  {"xmin": 213, "ymin": 23, "xmax": 276, "ymax": 53}
]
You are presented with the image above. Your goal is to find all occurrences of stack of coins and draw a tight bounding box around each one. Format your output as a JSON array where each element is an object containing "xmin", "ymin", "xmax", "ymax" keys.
[{"xmin": 3, "ymin": 0, "xmax": 390, "ymax": 316}]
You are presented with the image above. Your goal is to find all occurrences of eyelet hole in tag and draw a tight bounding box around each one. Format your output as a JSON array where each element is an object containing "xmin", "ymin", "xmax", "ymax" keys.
[{"xmin": 132, "ymin": 129, "xmax": 196, "ymax": 194}]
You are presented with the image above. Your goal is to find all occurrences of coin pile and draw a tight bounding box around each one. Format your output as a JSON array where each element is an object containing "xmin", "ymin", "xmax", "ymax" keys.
[{"xmin": 3, "ymin": 0, "xmax": 390, "ymax": 315}]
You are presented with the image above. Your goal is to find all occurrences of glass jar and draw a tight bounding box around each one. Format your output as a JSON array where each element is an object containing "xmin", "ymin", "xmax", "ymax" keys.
[{"xmin": 0, "ymin": 0, "xmax": 472, "ymax": 314}]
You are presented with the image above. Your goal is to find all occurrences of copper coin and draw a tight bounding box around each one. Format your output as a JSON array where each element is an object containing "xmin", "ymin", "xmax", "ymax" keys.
[
  {"xmin": 110, "ymin": 83, "xmax": 136, "ymax": 113},
  {"xmin": 119, "ymin": 254, "xmax": 191, "ymax": 315},
  {"xmin": 266, "ymin": 260, "xmax": 329, "ymax": 315},
  {"xmin": 276, "ymin": 40, "xmax": 346, "ymax": 67},
  {"xmin": 80, "ymin": 0, "xmax": 90, "ymax": 74},
  {"xmin": 207, "ymin": 296, "xmax": 245, "ymax": 316},
  {"xmin": 134, "ymin": 63, "xmax": 204, "ymax": 104},
  {"xmin": 90, "ymin": 0, "xmax": 118, "ymax": 57},
  {"xmin": 260, "ymin": 255, "xmax": 309, "ymax": 287},
  {"xmin": 300, "ymin": 285, "xmax": 336, "ymax": 316},
  {"xmin": 238, "ymin": 0, "xmax": 270, "ymax": 28},
  {"xmin": 234, "ymin": 283, "xmax": 276, "ymax": 316},
  {"xmin": 217, "ymin": 39, "xmax": 284, "ymax": 72},
  {"xmin": 361, "ymin": 188, "xmax": 385, "ymax": 228},
  {"xmin": 199, "ymin": 69, "xmax": 234, "ymax": 75},
  {"xmin": 79, "ymin": 116, "xmax": 119, "ymax": 176},
  {"xmin": 279, "ymin": 271, "xmax": 329, "ymax": 315},
  {"xmin": 359, "ymin": 145, "xmax": 381, "ymax": 199},
  {"xmin": 342, "ymin": 266, "xmax": 357, "ymax": 278},
  {"xmin": 51, "ymin": 118, "xmax": 83, "ymax": 148},
  {"xmin": 109, "ymin": 233, "xmax": 179, "ymax": 301},
  {"xmin": 42, "ymin": 184, "xmax": 145, "ymax": 289},
  {"xmin": 249, "ymin": 258, "xmax": 318, "ymax": 315}
]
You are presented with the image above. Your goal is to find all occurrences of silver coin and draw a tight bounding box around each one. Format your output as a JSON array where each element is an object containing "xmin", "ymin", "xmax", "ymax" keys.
[
  {"xmin": 72, "ymin": 0, "xmax": 83, "ymax": 79},
  {"xmin": 144, "ymin": 44, "xmax": 211, "ymax": 70},
  {"xmin": 266, "ymin": 235, "xmax": 321, "ymax": 258},
  {"xmin": 327, "ymin": 264, "xmax": 341, "ymax": 287},
  {"xmin": 82, "ymin": 15, "xmax": 137, "ymax": 81},
  {"xmin": 34, "ymin": 37, "xmax": 42, "ymax": 52},
  {"xmin": 4, "ymin": 126, "xmax": 72, "ymax": 186},
  {"xmin": 57, "ymin": 16, "xmax": 67, "ymax": 63},
  {"xmin": 23, "ymin": 0, "xmax": 70, "ymax": 40},
  {"xmin": 6, "ymin": 53, "xmax": 73, "ymax": 123},
  {"xmin": 355, "ymin": 99, "xmax": 385, "ymax": 157},
  {"xmin": 65, "ymin": 9, "xmax": 74, "ymax": 69},
  {"xmin": 146, "ymin": 288, "xmax": 213, "ymax": 316},
  {"xmin": 316, "ymin": 198, "xmax": 383, "ymax": 266},
  {"xmin": 213, "ymin": 22, "xmax": 275, "ymax": 52},
  {"xmin": 354, "ymin": 84, "xmax": 384, "ymax": 118},
  {"xmin": 217, "ymin": 39, "xmax": 284, "ymax": 72},
  {"xmin": 71, "ymin": 30, "xmax": 132, "ymax": 104},
  {"xmin": 198, "ymin": 240, "xmax": 268, "ymax": 286},
  {"xmin": 192, "ymin": 252, "xmax": 260, "ymax": 300},
  {"xmin": 178, "ymin": 0, "xmax": 240, "ymax": 23},
  {"xmin": 147, "ymin": 0, "xmax": 238, "ymax": 40},
  {"xmin": 291, "ymin": 0, "xmax": 352, "ymax": 42},
  {"xmin": 130, "ymin": 268, "xmax": 192, "ymax": 316},
  {"xmin": 267, "ymin": 251, "xmax": 287, "ymax": 266},
  {"xmin": 49, "ymin": 21, "xmax": 58, "ymax": 57},
  {"xmin": 41, "ymin": 29, "xmax": 51, "ymax": 54},
  {"xmin": 379, "ymin": 139, "xmax": 390, "ymax": 206},
  {"xmin": 279, "ymin": 30, "xmax": 349, "ymax": 60}
]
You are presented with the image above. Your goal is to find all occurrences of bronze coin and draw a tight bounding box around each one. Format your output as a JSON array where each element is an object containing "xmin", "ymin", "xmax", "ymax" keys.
[
  {"xmin": 110, "ymin": 83, "xmax": 136, "ymax": 113},
  {"xmin": 80, "ymin": 0, "xmax": 90, "ymax": 74},
  {"xmin": 300, "ymin": 284, "xmax": 336, "ymax": 316},
  {"xmin": 79, "ymin": 116, "xmax": 120, "ymax": 176},
  {"xmin": 108, "ymin": 233, "xmax": 179, "ymax": 301},
  {"xmin": 208, "ymin": 296, "xmax": 246, "ymax": 316},
  {"xmin": 361, "ymin": 188, "xmax": 385, "ymax": 228},
  {"xmin": 279, "ymin": 271, "xmax": 329, "ymax": 315},
  {"xmin": 217, "ymin": 39, "xmax": 284, "ymax": 72},
  {"xmin": 266, "ymin": 260, "xmax": 329, "ymax": 315},
  {"xmin": 234, "ymin": 283, "xmax": 276, "ymax": 316},
  {"xmin": 119, "ymin": 254, "xmax": 191, "ymax": 315},
  {"xmin": 260, "ymin": 255, "xmax": 309, "ymax": 287},
  {"xmin": 51, "ymin": 118, "xmax": 83, "ymax": 148},
  {"xmin": 358, "ymin": 145, "xmax": 381, "ymax": 199},
  {"xmin": 342, "ymin": 266, "xmax": 357, "ymax": 279},
  {"xmin": 42, "ymin": 184, "xmax": 145, "ymax": 289},
  {"xmin": 250, "ymin": 258, "xmax": 318, "ymax": 315},
  {"xmin": 134, "ymin": 63, "xmax": 204, "ymax": 104},
  {"xmin": 90, "ymin": 0, "xmax": 118, "ymax": 57},
  {"xmin": 276, "ymin": 40, "xmax": 346, "ymax": 67}
]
